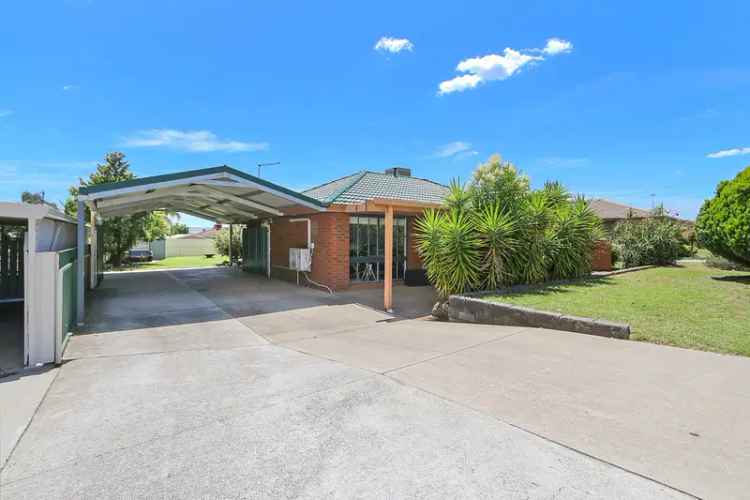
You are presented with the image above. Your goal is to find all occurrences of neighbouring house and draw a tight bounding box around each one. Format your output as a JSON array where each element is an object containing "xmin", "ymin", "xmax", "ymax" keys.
[
  {"xmin": 149, "ymin": 228, "xmax": 219, "ymax": 260},
  {"xmin": 588, "ymin": 198, "xmax": 693, "ymax": 233},
  {"xmin": 588, "ymin": 199, "xmax": 654, "ymax": 233}
]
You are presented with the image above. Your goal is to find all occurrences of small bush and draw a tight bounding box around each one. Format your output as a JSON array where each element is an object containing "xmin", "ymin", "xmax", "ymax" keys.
[
  {"xmin": 612, "ymin": 213, "xmax": 687, "ymax": 267},
  {"xmin": 214, "ymin": 227, "xmax": 243, "ymax": 258},
  {"xmin": 705, "ymin": 255, "xmax": 750, "ymax": 272}
]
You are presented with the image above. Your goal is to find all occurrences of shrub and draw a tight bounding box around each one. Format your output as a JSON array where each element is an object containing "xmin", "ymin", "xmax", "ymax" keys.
[
  {"xmin": 696, "ymin": 166, "xmax": 750, "ymax": 266},
  {"xmin": 214, "ymin": 227, "xmax": 243, "ymax": 258},
  {"xmin": 705, "ymin": 255, "xmax": 750, "ymax": 272},
  {"xmin": 612, "ymin": 213, "xmax": 687, "ymax": 267},
  {"xmin": 415, "ymin": 155, "xmax": 603, "ymax": 297}
]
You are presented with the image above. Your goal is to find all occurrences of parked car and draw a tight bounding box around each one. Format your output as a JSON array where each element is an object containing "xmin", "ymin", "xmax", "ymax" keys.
[{"xmin": 126, "ymin": 249, "xmax": 153, "ymax": 263}]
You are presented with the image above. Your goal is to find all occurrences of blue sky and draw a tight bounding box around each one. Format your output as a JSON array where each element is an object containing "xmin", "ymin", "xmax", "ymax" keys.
[{"xmin": 1, "ymin": 0, "xmax": 748, "ymax": 226}]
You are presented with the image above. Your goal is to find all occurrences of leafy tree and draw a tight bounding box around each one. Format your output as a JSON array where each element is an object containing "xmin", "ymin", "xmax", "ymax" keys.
[
  {"xmin": 416, "ymin": 154, "xmax": 603, "ymax": 298},
  {"xmin": 214, "ymin": 227, "xmax": 242, "ymax": 258},
  {"xmin": 21, "ymin": 191, "xmax": 46, "ymax": 204},
  {"xmin": 696, "ymin": 166, "xmax": 750, "ymax": 266},
  {"xmin": 170, "ymin": 222, "xmax": 190, "ymax": 235},
  {"xmin": 65, "ymin": 152, "xmax": 172, "ymax": 267}
]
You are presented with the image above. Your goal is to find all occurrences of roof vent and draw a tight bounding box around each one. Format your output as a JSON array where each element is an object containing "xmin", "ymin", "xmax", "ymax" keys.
[{"xmin": 384, "ymin": 167, "xmax": 411, "ymax": 177}]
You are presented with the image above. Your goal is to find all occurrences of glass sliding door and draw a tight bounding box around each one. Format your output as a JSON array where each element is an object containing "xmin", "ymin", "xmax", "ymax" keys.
[{"xmin": 349, "ymin": 215, "xmax": 407, "ymax": 282}]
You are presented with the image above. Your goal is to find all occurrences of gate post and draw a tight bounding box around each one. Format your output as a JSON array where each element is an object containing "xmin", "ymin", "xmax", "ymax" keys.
[{"xmin": 76, "ymin": 200, "xmax": 85, "ymax": 325}]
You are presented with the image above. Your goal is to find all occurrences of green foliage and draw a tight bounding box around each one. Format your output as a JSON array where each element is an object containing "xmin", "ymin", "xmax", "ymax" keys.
[
  {"xmin": 64, "ymin": 152, "xmax": 172, "ymax": 267},
  {"xmin": 170, "ymin": 222, "xmax": 190, "ymax": 235},
  {"xmin": 468, "ymin": 154, "xmax": 530, "ymax": 211},
  {"xmin": 696, "ymin": 165, "xmax": 750, "ymax": 266},
  {"xmin": 21, "ymin": 191, "xmax": 46, "ymax": 204},
  {"xmin": 214, "ymin": 227, "xmax": 243, "ymax": 258},
  {"xmin": 612, "ymin": 210, "xmax": 687, "ymax": 267},
  {"xmin": 547, "ymin": 197, "xmax": 603, "ymax": 279},
  {"xmin": 705, "ymin": 254, "xmax": 750, "ymax": 272},
  {"xmin": 415, "ymin": 154, "xmax": 603, "ymax": 297}
]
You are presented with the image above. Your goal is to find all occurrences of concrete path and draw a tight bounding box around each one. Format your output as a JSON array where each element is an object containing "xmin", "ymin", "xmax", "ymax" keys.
[
  {"xmin": 3, "ymin": 268, "xmax": 747, "ymax": 498},
  {"xmin": 0, "ymin": 367, "xmax": 58, "ymax": 468}
]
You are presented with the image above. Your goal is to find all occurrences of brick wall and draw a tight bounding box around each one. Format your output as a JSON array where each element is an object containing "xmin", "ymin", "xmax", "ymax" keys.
[
  {"xmin": 267, "ymin": 212, "xmax": 350, "ymax": 291},
  {"xmin": 591, "ymin": 240, "xmax": 613, "ymax": 271}
]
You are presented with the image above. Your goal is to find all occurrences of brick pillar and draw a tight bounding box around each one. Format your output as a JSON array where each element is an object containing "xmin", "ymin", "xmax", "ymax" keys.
[
  {"xmin": 591, "ymin": 240, "xmax": 613, "ymax": 271},
  {"xmin": 309, "ymin": 212, "xmax": 350, "ymax": 290}
]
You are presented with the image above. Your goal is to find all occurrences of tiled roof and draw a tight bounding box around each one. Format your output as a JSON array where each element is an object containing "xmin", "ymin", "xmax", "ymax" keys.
[
  {"xmin": 175, "ymin": 228, "xmax": 220, "ymax": 239},
  {"xmin": 303, "ymin": 171, "xmax": 449, "ymax": 205},
  {"xmin": 589, "ymin": 199, "xmax": 652, "ymax": 220}
]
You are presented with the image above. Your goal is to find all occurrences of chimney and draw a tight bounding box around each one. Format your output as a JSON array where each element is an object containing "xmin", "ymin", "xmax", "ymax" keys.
[{"xmin": 384, "ymin": 166, "xmax": 412, "ymax": 177}]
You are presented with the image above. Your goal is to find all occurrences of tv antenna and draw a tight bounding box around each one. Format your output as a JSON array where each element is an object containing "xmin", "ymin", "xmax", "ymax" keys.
[{"xmin": 257, "ymin": 162, "xmax": 281, "ymax": 178}]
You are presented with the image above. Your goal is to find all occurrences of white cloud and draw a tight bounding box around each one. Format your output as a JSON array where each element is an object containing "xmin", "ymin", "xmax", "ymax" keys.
[
  {"xmin": 63, "ymin": 84, "xmax": 78, "ymax": 91},
  {"xmin": 542, "ymin": 37, "xmax": 573, "ymax": 55},
  {"xmin": 438, "ymin": 38, "xmax": 573, "ymax": 95},
  {"xmin": 374, "ymin": 36, "xmax": 414, "ymax": 54},
  {"xmin": 434, "ymin": 141, "xmax": 477, "ymax": 158},
  {"xmin": 122, "ymin": 129, "xmax": 269, "ymax": 153},
  {"xmin": 0, "ymin": 109, "xmax": 12, "ymax": 118},
  {"xmin": 706, "ymin": 147, "xmax": 750, "ymax": 158},
  {"xmin": 438, "ymin": 74, "xmax": 483, "ymax": 94}
]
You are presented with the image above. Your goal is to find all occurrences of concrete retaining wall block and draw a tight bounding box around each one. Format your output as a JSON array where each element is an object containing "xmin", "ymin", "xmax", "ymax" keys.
[{"xmin": 448, "ymin": 296, "xmax": 630, "ymax": 339}]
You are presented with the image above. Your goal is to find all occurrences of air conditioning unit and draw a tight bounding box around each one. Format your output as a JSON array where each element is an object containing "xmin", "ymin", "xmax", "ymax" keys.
[{"xmin": 289, "ymin": 248, "xmax": 311, "ymax": 272}]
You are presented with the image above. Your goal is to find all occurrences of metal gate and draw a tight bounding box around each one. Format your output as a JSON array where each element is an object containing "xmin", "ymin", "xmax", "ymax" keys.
[
  {"xmin": 0, "ymin": 225, "xmax": 25, "ymax": 301},
  {"xmin": 242, "ymin": 225, "xmax": 268, "ymax": 275}
]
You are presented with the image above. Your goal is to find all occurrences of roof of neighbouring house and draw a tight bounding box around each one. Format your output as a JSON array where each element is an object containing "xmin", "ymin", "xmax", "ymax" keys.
[
  {"xmin": 173, "ymin": 228, "xmax": 220, "ymax": 239},
  {"xmin": 589, "ymin": 199, "xmax": 653, "ymax": 220},
  {"xmin": 303, "ymin": 170, "xmax": 450, "ymax": 205}
]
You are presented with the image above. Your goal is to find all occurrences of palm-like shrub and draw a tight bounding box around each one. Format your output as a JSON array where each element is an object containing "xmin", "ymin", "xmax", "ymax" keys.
[
  {"xmin": 415, "ymin": 154, "xmax": 603, "ymax": 297},
  {"xmin": 548, "ymin": 198, "xmax": 603, "ymax": 279}
]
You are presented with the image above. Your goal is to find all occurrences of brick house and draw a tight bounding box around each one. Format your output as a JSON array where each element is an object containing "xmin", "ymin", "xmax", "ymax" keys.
[{"xmin": 244, "ymin": 167, "xmax": 449, "ymax": 293}]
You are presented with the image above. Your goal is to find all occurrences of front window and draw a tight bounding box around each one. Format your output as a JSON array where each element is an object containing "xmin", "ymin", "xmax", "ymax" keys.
[{"xmin": 349, "ymin": 215, "xmax": 407, "ymax": 282}]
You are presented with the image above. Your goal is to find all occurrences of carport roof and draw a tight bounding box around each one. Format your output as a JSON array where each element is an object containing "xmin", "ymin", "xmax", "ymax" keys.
[{"xmin": 77, "ymin": 165, "xmax": 327, "ymax": 223}]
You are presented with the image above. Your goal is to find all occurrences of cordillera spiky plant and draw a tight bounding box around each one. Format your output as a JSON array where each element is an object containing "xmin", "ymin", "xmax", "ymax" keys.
[{"xmin": 415, "ymin": 154, "xmax": 603, "ymax": 298}]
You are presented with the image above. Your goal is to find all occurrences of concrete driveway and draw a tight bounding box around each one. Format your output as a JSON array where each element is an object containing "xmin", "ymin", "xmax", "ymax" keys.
[{"xmin": 2, "ymin": 268, "xmax": 748, "ymax": 499}]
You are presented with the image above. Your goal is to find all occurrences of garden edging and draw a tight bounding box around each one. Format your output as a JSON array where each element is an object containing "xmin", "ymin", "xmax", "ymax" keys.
[{"xmin": 447, "ymin": 295, "xmax": 631, "ymax": 339}]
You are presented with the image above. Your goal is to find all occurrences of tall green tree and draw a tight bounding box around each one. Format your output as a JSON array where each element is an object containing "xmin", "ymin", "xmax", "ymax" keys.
[
  {"xmin": 21, "ymin": 191, "xmax": 46, "ymax": 204},
  {"xmin": 65, "ymin": 152, "xmax": 171, "ymax": 267},
  {"xmin": 696, "ymin": 166, "xmax": 750, "ymax": 266},
  {"xmin": 170, "ymin": 222, "xmax": 190, "ymax": 235}
]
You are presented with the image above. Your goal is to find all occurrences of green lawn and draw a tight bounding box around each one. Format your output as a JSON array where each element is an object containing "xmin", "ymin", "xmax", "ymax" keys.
[
  {"xmin": 113, "ymin": 255, "xmax": 226, "ymax": 271},
  {"xmin": 486, "ymin": 263, "xmax": 750, "ymax": 356}
]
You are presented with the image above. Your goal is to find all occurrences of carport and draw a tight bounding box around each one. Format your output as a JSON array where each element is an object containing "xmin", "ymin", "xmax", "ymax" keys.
[{"xmin": 75, "ymin": 166, "xmax": 327, "ymax": 324}]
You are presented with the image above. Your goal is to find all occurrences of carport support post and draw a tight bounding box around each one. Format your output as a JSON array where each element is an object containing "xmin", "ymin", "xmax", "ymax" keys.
[
  {"xmin": 384, "ymin": 205, "xmax": 394, "ymax": 312},
  {"xmin": 76, "ymin": 200, "xmax": 86, "ymax": 325},
  {"xmin": 228, "ymin": 224, "xmax": 233, "ymax": 265}
]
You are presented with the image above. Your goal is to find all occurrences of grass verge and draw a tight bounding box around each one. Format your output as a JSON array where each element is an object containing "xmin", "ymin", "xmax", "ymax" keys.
[
  {"xmin": 485, "ymin": 263, "xmax": 750, "ymax": 356},
  {"xmin": 112, "ymin": 255, "xmax": 226, "ymax": 271}
]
